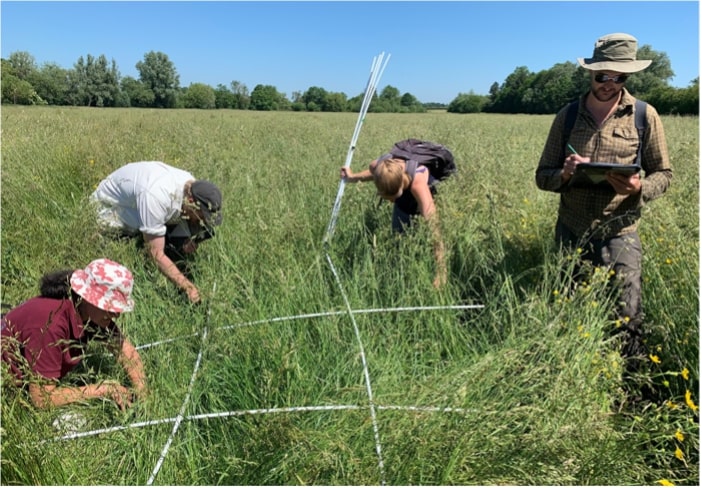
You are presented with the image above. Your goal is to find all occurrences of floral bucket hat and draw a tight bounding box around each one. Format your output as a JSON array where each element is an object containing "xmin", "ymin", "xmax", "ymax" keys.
[{"xmin": 70, "ymin": 258, "xmax": 135, "ymax": 313}]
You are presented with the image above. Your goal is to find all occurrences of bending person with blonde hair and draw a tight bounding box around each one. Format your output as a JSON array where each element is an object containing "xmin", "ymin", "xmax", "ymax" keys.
[{"xmin": 341, "ymin": 155, "xmax": 447, "ymax": 288}]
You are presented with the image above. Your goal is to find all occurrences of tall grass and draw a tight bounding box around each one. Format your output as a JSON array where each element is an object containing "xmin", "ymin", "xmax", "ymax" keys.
[{"xmin": 1, "ymin": 106, "xmax": 698, "ymax": 485}]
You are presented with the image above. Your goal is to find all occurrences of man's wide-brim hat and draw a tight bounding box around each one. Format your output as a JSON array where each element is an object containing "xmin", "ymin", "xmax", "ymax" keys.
[
  {"xmin": 70, "ymin": 258, "xmax": 135, "ymax": 313},
  {"xmin": 577, "ymin": 33, "xmax": 652, "ymax": 73}
]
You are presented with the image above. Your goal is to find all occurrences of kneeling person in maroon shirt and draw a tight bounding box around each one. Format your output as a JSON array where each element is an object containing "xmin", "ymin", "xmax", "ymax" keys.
[{"xmin": 1, "ymin": 259, "xmax": 147, "ymax": 410}]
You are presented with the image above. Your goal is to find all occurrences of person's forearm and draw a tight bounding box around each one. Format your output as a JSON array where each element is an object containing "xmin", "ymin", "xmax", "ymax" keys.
[
  {"xmin": 29, "ymin": 382, "xmax": 120, "ymax": 409},
  {"xmin": 348, "ymin": 169, "xmax": 374, "ymax": 182},
  {"xmin": 432, "ymin": 229, "xmax": 447, "ymax": 276},
  {"xmin": 151, "ymin": 249, "xmax": 196, "ymax": 293},
  {"xmin": 119, "ymin": 341, "xmax": 147, "ymax": 396},
  {"xmin": 425, "ymin": 212, "xmax": 447, "ymax": 286}
]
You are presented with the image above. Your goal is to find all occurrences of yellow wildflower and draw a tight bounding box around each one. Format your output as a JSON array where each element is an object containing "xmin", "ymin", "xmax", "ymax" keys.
[
  {"xmin": 684, "ymin": 390, "xmax": 698, "ymax": 412},
  {"xmin": 663, "ymin": 380, "xmax": 670, "ymax": 388},
  {"xmin": 674, "ymin": 429, "xmax": 684, "ymax": 442},
  {"xmin": 552, "ymin": 290, "xmax": 560, "ymax": 297},
  {"xmin": 681, "ymin": 368, "xmax": 689, "ymax": 380},
  {"xmin": 649, "ymin": 354, "xmax": 661, "ymax": 364},
  {"xmin": 657, "ymin": 480, "xmax": 674, "ymax": 486},
  {"xmin": 666, "ymin": 400, "xmax": 677, "ymax": 409},
  {"xmin": 674, "ymin": 447, "xmax": 684, "ymax": 461},
  {"xmin": 665, "ymin": 258, "xmax": 673, "ymax": 265}
]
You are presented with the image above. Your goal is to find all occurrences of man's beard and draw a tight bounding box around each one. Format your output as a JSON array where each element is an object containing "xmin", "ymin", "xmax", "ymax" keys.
[{"xmin": 591, "ymin": 85, "xmax": 622, "ymax": 103}]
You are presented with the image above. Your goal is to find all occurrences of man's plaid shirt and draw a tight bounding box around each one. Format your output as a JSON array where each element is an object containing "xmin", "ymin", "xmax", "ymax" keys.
[{"xmin": 535, "ymin": 88, "xmax": 672, "ymax": 239}]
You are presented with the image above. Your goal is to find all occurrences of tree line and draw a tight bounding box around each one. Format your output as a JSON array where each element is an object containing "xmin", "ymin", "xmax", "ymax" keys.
[{"xmin": 2, "ymin": 47, "xmax": 698, "ymax": 115}]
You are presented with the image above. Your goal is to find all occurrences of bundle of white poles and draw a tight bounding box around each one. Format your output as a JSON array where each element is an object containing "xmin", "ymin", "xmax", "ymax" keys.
[{"xmin": 323, "ymin": 52, "xmax": 391, "ymax": 246}]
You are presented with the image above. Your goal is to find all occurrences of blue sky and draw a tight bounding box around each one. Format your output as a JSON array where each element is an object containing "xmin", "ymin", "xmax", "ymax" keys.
[{"xmin": 1, "ymin": 1, "xmax": 699, "ymax": 104}]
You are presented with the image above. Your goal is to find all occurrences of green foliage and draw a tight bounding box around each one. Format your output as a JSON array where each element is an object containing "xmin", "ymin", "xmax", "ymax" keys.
[
  {"xmin": 214, "ymin": 83, "xmax": 236, "ymax": 109},
  {"xmin": 230, "ymin": 80, "xmax": 251, "ymax": 110},
  {"xmin": 447, "ymin": 91, "xmax": 488, "ymax": 113},
  {"xmin": 0, "ymin": 107, "xmax": 698, "ymax": 485},
  {"xmin": 120, "ymin": 76, "xmax": 155, "ymax": 108},
  {"xmin": 480, "ymin": 44, "xmax": 693, "ymax": 115},
  {"xmin": 644, "ymin": 79, "xmax": 700, "ymax": 116},
  {"xmin": 68, "ymin": 54, "xmax": 121, "ymax": 107},
  {"xmin": 27, "ymin": 62, "xmax": 71, "ymax": 106},
  {"xmin": 182, "ymin": 83, "xmax": 216, "ymax": 109},
  {"xmin": 1, "ymin": 70, "xmax": 43, "ymax": 105},
  {"xmin": 249, "ymin": 84, "xmax": 289, "ymax": 111},
  {"xmin": 136, "ymin": 51, "xmax": 180, "ymax": 108}
]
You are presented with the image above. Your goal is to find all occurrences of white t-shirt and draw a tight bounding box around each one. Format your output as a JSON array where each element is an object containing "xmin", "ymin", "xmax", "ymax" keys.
[{"xmin": 91, "ymin": 161, "xmax": 194, "ymax": 236}]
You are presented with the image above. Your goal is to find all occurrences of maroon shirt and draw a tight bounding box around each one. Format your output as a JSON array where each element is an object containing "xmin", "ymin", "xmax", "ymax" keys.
[{"xmin": 1, "ymin": 297, "xmax": 120, "ymax": 382}]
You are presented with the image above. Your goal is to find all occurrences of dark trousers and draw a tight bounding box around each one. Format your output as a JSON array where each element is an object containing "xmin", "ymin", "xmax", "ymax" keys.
[
  {"xmin": 555, "ymin": 219, "xmax": 645, "ymax": 359},
  {"xmin": 164, "ymin": 222, "xmax": 213, "ymax": 262},
  {"xmin": 391, "ymin": 205, "xmax": 414, "ymax": 233}
]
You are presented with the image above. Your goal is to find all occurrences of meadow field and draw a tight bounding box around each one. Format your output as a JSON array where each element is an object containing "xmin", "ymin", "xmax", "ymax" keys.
[{"xmin": 0, "ymin": 105, "xmax": 698, "ymax": 485}]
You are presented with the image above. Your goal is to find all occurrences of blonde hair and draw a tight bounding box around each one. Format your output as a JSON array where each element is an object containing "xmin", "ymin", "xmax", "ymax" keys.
[{"xmin": 373, "ymin": 158, "xmax": 409, "ymax": 198}]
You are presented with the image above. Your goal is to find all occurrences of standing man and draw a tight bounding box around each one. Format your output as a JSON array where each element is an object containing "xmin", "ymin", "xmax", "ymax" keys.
[
  {"xmin": 91, "ymin": 161, "xmax": 223, "ymax": 304},
  {"xmin": 535, "ymin": 34, "xmax": 672, "ymax": 378}
]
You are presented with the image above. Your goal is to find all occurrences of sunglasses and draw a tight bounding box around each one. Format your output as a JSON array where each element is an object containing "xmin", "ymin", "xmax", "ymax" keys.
[{"xmin": 594, "ymin": 73, "xmax": 629, "ymax": 84}]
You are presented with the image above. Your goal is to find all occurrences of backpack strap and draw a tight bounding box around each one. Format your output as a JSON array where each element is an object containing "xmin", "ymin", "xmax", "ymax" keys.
[
  {"xmin": 404, "ymin": 159, "xmax": 418, "ymax": 180},
  {"xmin": 633, "ymin": 99, "xmax": 647, "ymax": 167},
  {"xmin": 560, "ymin": 100, "xmax": 579, "ymax": 163}
]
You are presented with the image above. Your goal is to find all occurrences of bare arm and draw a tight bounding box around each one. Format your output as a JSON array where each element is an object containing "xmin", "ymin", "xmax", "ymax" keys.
[
  {"xmin": 143, "ymin": 233, "xmax": 200, "ymax": 303},
  {"xmin": 340, "ymin": 160, "xmax": 378, "ymax": 183},
  {"xmin": 410, "ymin": 172, "xmax": 447, "ymax": 288},
  {"xmin": 114, "ymin": 338, "xmax": 148, "ymax": 400},
  {"xmin": 28, "ymin": 381, "xmax": 133, "ymax": 410}
]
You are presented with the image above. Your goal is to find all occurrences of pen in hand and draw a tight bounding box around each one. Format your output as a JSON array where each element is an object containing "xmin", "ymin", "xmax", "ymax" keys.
[{"xmin": 567, "ymin": 143, "xmax": 578, "ymax": 155}]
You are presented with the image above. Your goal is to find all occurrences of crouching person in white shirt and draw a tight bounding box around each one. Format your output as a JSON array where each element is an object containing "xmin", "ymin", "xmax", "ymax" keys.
[{"xmin": 91, "ymin": 161, "xmax": 223, "ymax": 304}]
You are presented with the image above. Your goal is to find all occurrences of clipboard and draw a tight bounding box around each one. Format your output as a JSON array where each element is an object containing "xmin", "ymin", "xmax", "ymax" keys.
[{"xmin": 569, "ymin": 162, "xmax": 641, "ymax": 187}]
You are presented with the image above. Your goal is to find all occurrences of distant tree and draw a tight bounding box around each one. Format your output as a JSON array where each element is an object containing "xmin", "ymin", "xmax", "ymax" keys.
[
  {"xmin": 447, "ymin": 91, "xmax": 488, "ymax": 113},
  {"xmin": 623, "ymin": 45, "xmax": 674, "ymax": 97},
  {"xmin": 325, "ymin": 92, "xmax": 347, "ymax": 112},
  {"xmin": 28, "ymin": 62, "xmax": 70, "ymax": 105},
  {"xmin": 347, "ymin": 90, "xmax": 380, "ymax": 112},
  {"xmin": 644, "ymin": 78, "xmax": 699, "ymax": 115},
  {"xmin": 230, "ymin": 80, "xmax": 250, "ymax": 110},
  {"xmin": 380, "ymin": 85, "xmax": 400, "ymax": 101},
  {"xmin": 182, "ymin": 83, "xmax": 216, "ymax": 109},
  {"xmin": 136, "ymin": 51, "xmax": 180, "ymax": 108},
  {"xmin": 525, "ymin": 62, "xmax": 580, "ymax": 113},
  {"xmin": 7, "ymin": 51, "xmax": 37, "ymax": 80},
  {"xmin": 485, "ymin": 66, "xmax": 535, "ymax": 113},
  {"xmin": 369, "ymin": 85, "xmax": 401, "ymax": 112},
  {"xmin": 1, "ymin": 60, "xmax": 42, "ymax": 104},
  {"xmin": 214, "ymin": 84, "xmax": 235, "ymax": 108},
  {"xmin": 399, "ymin": 92, "xmax": 425, "ymax": 113},
  {"xmin": 290, "ymin": 90, "xmax": 303, "ymax": 103},
  {"xmin": 120, "ymin": 76, "xmax": 155, "ymax": 108},
  {"xmin": 302, "ymin": 86, "xmax": 327, "ymax": 111},
  {"xmin": 400, "ymin": 92, "xmax": 419, "ymax": 107},
  {"xmin": 249, "ymin": 84, "xmax": 288, "ymax": 111},
  {"xmin": 67, "ymin": 54, "xmax": 120, "ymax": 107}
]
